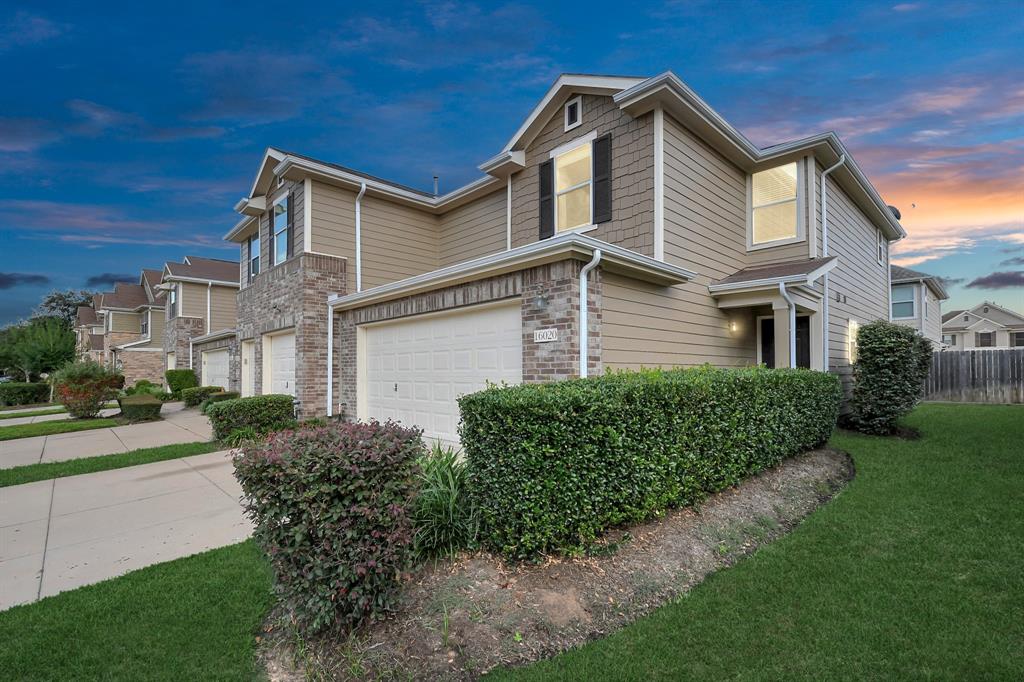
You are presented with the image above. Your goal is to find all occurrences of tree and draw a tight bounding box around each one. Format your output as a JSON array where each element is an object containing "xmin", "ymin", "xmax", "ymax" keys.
[
  {"xmin": 8, "ymin": 318, "xmax": 76, "ymax": 381},
  {"xmin": 33, "ymin": 289, "xmax": 97, "ymax": 328}
]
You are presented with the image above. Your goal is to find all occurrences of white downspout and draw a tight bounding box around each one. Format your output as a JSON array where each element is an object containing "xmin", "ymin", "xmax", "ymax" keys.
[
  {"xmin": 579, "ymin": 249, "xmax": 602, "ymax": 378},
  {"xmin": 505, "ymin": 175, "xmax": 512, "ymax": 251},
  {"xmin": 778, "ymin": 282, "xmax": 796, "ymax": 369},
  {"xmin": 820, "ymin": 154, "xmax": 846, "ymax": 371},
  {"xmin": 355, "ymin": 183, "xmax": 366, "ymax": 293},
  {"xmin": 206, "ymin": 282, "xmax": 212, "ymax": 333},
  {"xmin": 189, "ymin": 338, "xmax": 194, "ymax": 370},
  {"xmin": 326, "ymin": 302, "xmax": 334, "ymax": 416}
]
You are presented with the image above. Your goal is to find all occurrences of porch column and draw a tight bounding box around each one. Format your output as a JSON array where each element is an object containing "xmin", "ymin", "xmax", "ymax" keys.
[
  {"xmin": 810, "ymin": 309, "xmax": 825, "ymax": 370},
  {"xmin": 772, "ymin": 302, "xmax": 792, "ymax": 369}
]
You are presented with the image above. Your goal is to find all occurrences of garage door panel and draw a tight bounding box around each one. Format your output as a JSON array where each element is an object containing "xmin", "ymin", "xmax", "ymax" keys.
[
  {"xmin": 202, "ymin": 349, "xmax": 229, "ymax": 389},
  {"xmin": 270, "ymin": 332, "xmax": 295, "ymax": 396},
  {"xmin": 363, "ymin": 303, "xmax": 522, "ymax": 444}
]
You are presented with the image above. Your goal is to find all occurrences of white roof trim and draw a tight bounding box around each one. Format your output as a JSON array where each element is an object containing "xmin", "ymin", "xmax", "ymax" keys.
[
  {"xmin": 970, "ymin": 301, "xmax": 1024, "ymax": 324},
  {"xmin": 191, "ymin": 328, "xmax": 238, "ymax": 344},
  {"xmin": 965, "ymin": 317, "xmax": 1007, "ymax": 331},
  {"xmin": 114, "ymin": 336, "xmax": 153, "ymax": 349},
  {"xmin": 328, "ymin": 233, "xmax": 696, "ymax": 311},
  {"xmin": 162, "ymin": 275, "xmax": 240, "ymax": 288},
  {"xmin": 247, "ymin": 148, "xmax": 285, "ymax": 200},
  {"xmin": 708, "ymin": 259, "xmax": 838, "ymax": 294}
]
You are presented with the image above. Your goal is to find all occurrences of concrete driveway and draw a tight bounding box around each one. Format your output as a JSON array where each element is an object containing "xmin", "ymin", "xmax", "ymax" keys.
[
  {"xmin": 0, "ymin": 450, "xmax": 251, "ymax": 610},
  {"xmin": 0, "ymin": 403, "xmax": 213, "ymax": 470}
]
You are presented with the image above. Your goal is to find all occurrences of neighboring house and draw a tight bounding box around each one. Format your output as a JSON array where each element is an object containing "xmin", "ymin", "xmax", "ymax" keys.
[
  {"xmin": 226, "ymin": 71, "xmax": 904, "ymax": 434},
  {"xmin": 96, "ymin": 270, "xmax": 167, "ymax": 385},
  {"xmin": 941, "ymin": 301, "xmax": 1024, "ymax": 349},
  {"xmin": 159, "ymin": 256, "xmax": 241, "ymax": 390},
  {"xmin": 73, "ymin": 303, "xmax": 105, "ymax": 362},
  {"xmin": 889, "ymin": 265, "xmax": 948, "ymax": 344}
]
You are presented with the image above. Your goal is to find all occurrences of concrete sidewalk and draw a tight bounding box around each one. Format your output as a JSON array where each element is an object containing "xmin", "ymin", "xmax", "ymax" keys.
[
  {"xmin": 0, "ymin": 450, "xmax": 250, "ymax": 610},
  {"xmin": 1, "ymin": 407, "xmax": 119, "ymax": 427},
  {"xmin": 0, "ymin": 403, "xmax": 213, "ymax": 470}
]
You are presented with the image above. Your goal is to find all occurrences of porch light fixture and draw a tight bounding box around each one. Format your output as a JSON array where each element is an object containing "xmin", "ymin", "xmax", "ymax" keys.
[{"xmin": 729, "ymin": 320, "xmax": 738, "ymax": 333}]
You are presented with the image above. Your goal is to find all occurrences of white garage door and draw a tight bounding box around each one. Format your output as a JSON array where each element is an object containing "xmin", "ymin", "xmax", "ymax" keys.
[
  {"xmin": 201, "ymin": 349, "xmax": 229, "ymax": 389},
  {"xmin": 269, "ymin": 332, "xmax": 295, "ymax": 396},
  {"xmin": 361, "ymin": 302, "xmax": 522, "ymax": 444}
]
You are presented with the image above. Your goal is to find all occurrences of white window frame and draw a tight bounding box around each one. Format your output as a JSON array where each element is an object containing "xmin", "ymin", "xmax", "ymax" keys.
[
  {"xmin": 249, "ymin": 233, "xmax": 260, "ymax": 277},
  {"xmin": 140, "ymin": 310, "xmax": 150, "ymax": 337},
  {"xmin": 891, "ymin": 284, "xmax": 916, "ymax": 320},
  {"xmin": 943, "ymin": 334, "xmax": 956, "ymax": 346},
  {"xmin": 877, "ymin": 229, "xmax": 885, "ymax": 264},
  {"xmin": 549, "ymin": 130, "xmax": 597, "ymax": 234},
  {"xmin": 564, "ymin": 95, "xmax": 582, "ymax": 132},
  {"xmin": 849, "ymin": 319, "xmax": 860, "ymax": 363},
  {"xmin": 272, "ymin": 194, "xmax": 289, "ymax": 266},
  {"xmin": 746, "ymin": 161, "xmax": 805, "ymax": 251},
  {"xmin": 168, "ymin": 286, "xmax": 177, "ymax": 318}
]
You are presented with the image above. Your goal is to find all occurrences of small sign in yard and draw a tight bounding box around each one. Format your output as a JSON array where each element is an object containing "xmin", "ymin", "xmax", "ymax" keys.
[{"xmin": 534, "ymin": 328, "xmax": 558, "ymax": 343}]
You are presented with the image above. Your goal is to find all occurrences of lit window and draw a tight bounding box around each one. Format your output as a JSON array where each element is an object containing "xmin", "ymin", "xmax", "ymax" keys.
[
  {"xmin": 877, "ymin": 230, "xmax": 885, "ymax": 264},
  {"xmin": 849, "ymin": 319, "xmax": 860, "ymax": 363},
  {"xmin": 554, "ymin": 142, "xmax": 592, "ymax": 231},
  {"xmin": 249, "ymin": 234, "xmax": 260, "ymax": 277},
  {"xmin": 564, "ymin": 95, "xmax": 582, "ymax": 131},
  {"xmin": 891, "ymin": 284, "xmax": 915, "ymax": 319},
  {"xmin": 168, "ymin": 288, "xmax": 177, "ymax": 318},
  {"xmin": 273, "ymin": 197, "xmax": 288, "ymax": 265},
  {"xmin": 141, "ymin": 314, "xmax": 149, "ymax": 336},
  {"xmin": 751, "ymin": 162, "xmax": 799, "ymax": 245}
]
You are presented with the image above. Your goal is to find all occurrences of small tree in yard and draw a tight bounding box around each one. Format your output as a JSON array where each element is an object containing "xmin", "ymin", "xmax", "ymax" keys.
[
  {"xmin": 850, "ymin": 320, "xmax": 932, "ymax": 435},
  {"xmin": 5, "ymin": 318, "xmax": 76, "ymax": 382},
  {"xmin": 51, "ymin": 360, "xmax": 124, "ymax": 418}
]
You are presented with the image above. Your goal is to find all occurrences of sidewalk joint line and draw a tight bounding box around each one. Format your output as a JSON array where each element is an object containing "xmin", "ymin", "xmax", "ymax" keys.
[
  {"xmin": 36, "ymin": 478, "xmax": 57, "ymax": 601},
  {"xmin": 180, "ymin": 454, "xmax": 238, "ymax": 502}
]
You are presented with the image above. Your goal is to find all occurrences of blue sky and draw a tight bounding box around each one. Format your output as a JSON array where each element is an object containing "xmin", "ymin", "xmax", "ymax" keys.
[{"xmin": 1, "ymin": 0, "xmax": 1021, "ymax": 324}]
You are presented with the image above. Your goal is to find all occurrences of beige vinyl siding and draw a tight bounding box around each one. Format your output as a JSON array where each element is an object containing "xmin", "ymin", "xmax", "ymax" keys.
[
  {"xmin": 210, "ymin": 285, "xmax": 237, "ymax": 331},
  {"xmin": 510, "ymin": 94, "xmax": 655, "ymax": 255},
  {"xmin": 309, "ymin": 181, "xmax": 356, "ymax": 290},
  {"xmin": 134, "ymin": 310, "xmax": 165, "ymax": 348},
  {"xmin": 359, "ymin": 195, "xmax": 440, "ymax": 289},
  {"xmin": 258, "ymin": 179, "xmax": 305, "ymax": 268},
  {"xmin": 924, "ymin": 290, "xmax": 942, "ymax": 342},
  {"xmin": 438, "ymin": 188, "xmax": 507, "ymax": 267},
  {"xmin": 180, "ymin": 282, "xmax": 207, "ymax": 320},
  {"xmin": 109, "ymin": 311, "xmax": 142, "ymax": 333}
]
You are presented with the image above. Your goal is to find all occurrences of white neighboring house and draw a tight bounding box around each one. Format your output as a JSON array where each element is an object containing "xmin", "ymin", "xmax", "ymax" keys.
[
  {"xmin": 941, "ymin": 301, "xmax": 1024, "ymax": 350},
  {"xmin": 890, "ymin": 265, "xmax": 948, "ymax": 344}
]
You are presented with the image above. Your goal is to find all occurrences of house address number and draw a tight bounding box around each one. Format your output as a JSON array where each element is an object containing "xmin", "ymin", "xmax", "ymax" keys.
[{"xmin": 533, "ymin": 328, "xmax": 558, "ymax": 343}]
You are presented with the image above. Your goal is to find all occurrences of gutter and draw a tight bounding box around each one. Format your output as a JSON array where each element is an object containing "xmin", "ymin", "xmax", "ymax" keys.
[
  {"xmin": 820, "ymin": 154, "xmax": 846, "ymax": 371},
  {"xmin": 778, "ymin": 282, "xmax": 797, "ymax": 369},
  {"xmin": 579, "ymin": 249, "xmax": 602, "ymax": 378}
]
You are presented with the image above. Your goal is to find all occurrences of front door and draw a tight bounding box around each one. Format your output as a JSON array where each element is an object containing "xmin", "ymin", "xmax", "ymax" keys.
[{"xmin": 760, "ymin": 316, "xmax": 811, "ymax": 369}]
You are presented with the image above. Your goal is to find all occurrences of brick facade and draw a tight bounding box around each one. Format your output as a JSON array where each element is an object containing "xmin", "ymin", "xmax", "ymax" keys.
[
  {"xmin": 163, "ymin": 316, "xmax": 206, "ymax": 373},
  {"xmin": 332, "ymin": 258, "xmax": 602, "ymax": 420},
  {"xmin": 192, "ymin": 335, "xmax": 241, "ymax": 392},
  {"xmin": 237, "ymin": 252, "xmax": 347, "ymax": 418},
  {"xmin": 114, "ymin": 349, "xmax": 165, "ymax": 386}
]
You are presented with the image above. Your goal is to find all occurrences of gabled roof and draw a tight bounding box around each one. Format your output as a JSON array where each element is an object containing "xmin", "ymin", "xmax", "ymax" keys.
[
  {"xmin": 709, "ymin": 257, "xmax": 837, "ymax": 293},
  {"xmin": 890, "ymin": 264, "xmax": 949, "ymax": 300},
  {"xmin": 941, "ymin": 309, "xmax": 965, "ymax": 323},
  {"xmin": 141, "ymin": 269, "xmax": 166, "ymax": 301},
  {"xmin": 75, "ymin": 305, "xmax": 97, "ymax": 327},
  {"xmin": 99, "ymin": 282, "xmax": 150, "ymax": 311},
  {"xmin": 163, "ymin": 256, "xmax": 240, "ymax": 285}
]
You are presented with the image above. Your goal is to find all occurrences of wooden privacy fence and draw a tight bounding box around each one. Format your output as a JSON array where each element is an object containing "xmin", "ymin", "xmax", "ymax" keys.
[{"xmin": 925, "ymin": 349, "xmax": 1024, "ymax": 404}]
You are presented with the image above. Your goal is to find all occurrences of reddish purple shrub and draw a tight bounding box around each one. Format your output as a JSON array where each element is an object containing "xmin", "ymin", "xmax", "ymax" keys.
[{"xmin": 233, "ymin": 420, "xmax": 424, "ymax": 633}]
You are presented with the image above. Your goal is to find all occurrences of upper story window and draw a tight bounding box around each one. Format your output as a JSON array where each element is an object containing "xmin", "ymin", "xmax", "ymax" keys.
[
  {"xmin": 272, "ymin": 195, "xmax": 289, "ymax": 266},
  {"xmin": 249, "ymin": 234, "xmax": 261, "ymax": 277},
  {"xmin": 554, "ymin": 140, "xmax": 592, "ymax": 231},
  {"xmin": 168, "ymin": 288, "xmax": 177, "ymax": 318},
  {"xmin": 891, "ymin": 284, "xmax": 915, "ymax": 319},
  {"xmin": 877, "ymin": 230, "xmax": 885, "ymax": 264},
  {"xmin": 750, "ymin": 162, "xmax": 800, "ymax": 247},
  {"xmin": 140, "ymin": 312, "xmax": 149, "ymax": 336},
  {"xmin": 564, "ymin": 95, "xmax": 582, "ymax": 132}
]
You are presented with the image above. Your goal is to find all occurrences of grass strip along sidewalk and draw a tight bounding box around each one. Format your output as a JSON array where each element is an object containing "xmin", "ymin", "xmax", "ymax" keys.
[
  {"xmin": 0, "ymin": 407, "xmax": 68, "ymax": 420},
  {"xmin": 0, "ymin": 441, "xmax": 227, "ymax": 487},
  {"xmin": 0, "ymin": 418, "xmax": 119, "ymax": 441}
]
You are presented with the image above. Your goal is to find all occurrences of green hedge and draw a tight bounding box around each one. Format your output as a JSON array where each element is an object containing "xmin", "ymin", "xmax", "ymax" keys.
[
  {"xmin": 181, "ymin": 386, "xmax": 224, "ymax": 407},
  {"xmin": 459, "ymin": 366, "xmax": 841, "ymax": 560},
  {"xmin": 233, "ymin": 420, "xmax": 423, "ymax": 632},
  {"xmin": 164, "ymin": 369, "xmax": 198, "ymax": 395},
  {"xmin": 119, "ymin": 394, "xmax": 163, "ymax": 422},
  {"xmin": 0, "ymin": 383, "xmax": 50, "ymax": 407},
  {"xmin": 200, "ymin": 391, "xmax": 240, "ymax": 414},
  {"xmin": 206, "ymin": 395, "xmax": 296, "ymax": 440},
  {"xmin": 850, "ymin": 321, "xmax": 933, "ymax": 435}
]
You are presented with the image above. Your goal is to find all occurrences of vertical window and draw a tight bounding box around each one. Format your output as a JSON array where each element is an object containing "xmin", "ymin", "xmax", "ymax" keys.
[
  {"xmin": 751, "ymin": 162, "xmax": 799, "ymax": 245},
  {"xmin": 1013, "ymin": 332, "xmax": 1024, "ymax": 347},
  {"xmin": 273, "ymin": 196, "xmax": 288, "ymax": 265},
  {"xmin": 168, "ymin": 287, "xmax": 177, "ymax": 318},
  {"xmin": 877, "ymin": 230, "xmax": 885, "ymax": 264},
  {"xmin": 141, "ymin": 312, "xmax": 149, "ymax": 336},
  {"xmin": 564, "ymin": 95, "xmax": 582, "ymax": 131},
  {"xmin": 891, "ymin": 285, "xmax": 915, "ymax": 318},
  {"xmin": 249, "ymin": 234, "xmax": 261, "ymax": 277},
  {"xmin": 849, "ymin": 319, "xmax": 860, "ymax": 363},
  {"xmin": 554, "ymin": 142, "xmax": 592, "ymax": 231},
  {"xmin": 977, "ymin": 332, "xmax": 994, "ymax": 347}
]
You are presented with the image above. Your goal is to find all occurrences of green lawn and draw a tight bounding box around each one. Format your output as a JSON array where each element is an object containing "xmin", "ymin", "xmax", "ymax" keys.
[
  {"xmin": 0, "ymin": 407, "xmax": 67, "ymax": 420},
  {"xmin": 0, "ymin": 417, "xmax": 119, "ymax": 441},
  {"xmin": 0, "ymin": 441, "xmax": 225, "ymax": 487},
  {"xmin": 494, "ymin": 403, "xmax": 1024, "ymax": 680},
  {"xmin": 0, "ymin": 542, "xmax": 272, "ymax": 682}
]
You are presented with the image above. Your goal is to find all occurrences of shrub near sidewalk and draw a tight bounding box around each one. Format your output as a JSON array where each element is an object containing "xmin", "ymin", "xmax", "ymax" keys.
[
  {"xmin": 0, "ymin": 382, "xmax": 50, "ymax": 407},
  {"xmin": 206, "ymin": 394, "xmax": 296, "ymax": 440},
  {"xmin": 459, "ymin": 366, "xmax": 842, "ymax": 560},
  {"xmin": 51, "ymin": 361, "xmax": 124, "ymax": 418},
  {"xmin": 119, "ymin": 394, "xmax": 163, "ymax": 422},
  {"xmin": 165, "ymin": 369, "xmax": 198, "ymax": 398},
  {"xmin": 233, "ymin": 420, "xmax": 423, "ymax": 633},
  {"xmin": 182, "ymin": 386, "xmax": 225, "ymax": 407},
  {"xmin": 850, "ymin": 321, "xmax": 933, "ymax": 435}
]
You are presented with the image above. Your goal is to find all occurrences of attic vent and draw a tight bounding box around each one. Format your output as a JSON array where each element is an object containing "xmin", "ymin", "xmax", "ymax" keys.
[{"xmin": 564, "ymin": 95, "xmax": 582, "ymax": 132}]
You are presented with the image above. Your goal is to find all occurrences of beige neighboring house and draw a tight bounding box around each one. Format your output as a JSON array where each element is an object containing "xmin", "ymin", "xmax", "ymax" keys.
[
  {"xmin": 97, "ymin": 270, "xmax": 167, "ymax": 385},
  {"xmin": 73, "ymin": 301, "xmax": 105, "ymax": 362},
  {"xmin": 225, "ymin": 71, "xmax": 905, "ymax": 432},
  {"xmin": 941, "ymin": 301, "xmax": 1024, "ymax": 349},
  {"xmin": 889, "ymin": 265, "xmax": 948, "ymax": 344},
  {"xmin": 159, "ymin": 256, "xmax": 241, "ymax": 391}
]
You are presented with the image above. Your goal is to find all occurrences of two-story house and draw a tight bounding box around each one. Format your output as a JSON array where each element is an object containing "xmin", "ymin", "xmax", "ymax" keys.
[
  {"xmin": 890, "ymin": 265, "xmax": 948, "ymax": 344},
  {"xmin": 96, "ymin": 270, "xmax": 167, "ymax": 385},
  {"xmin": 159, "ymin": 256, "xmax": 240, "ymax": 390},
  {"xmin": 941, "ymin": 301, "xmax": 1024, "ymax": 349},
  {"xmin": 74, "ymin": 296, "xmax": 105, "ymax": 362},
  {"xmin": 226, "ymin": 71, "xmax": 905, "ymax": 437}
]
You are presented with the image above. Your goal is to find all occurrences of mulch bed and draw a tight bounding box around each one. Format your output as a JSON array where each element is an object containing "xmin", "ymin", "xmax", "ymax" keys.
[{"xmin": 260, "ymin": 447, "xmax": 854, "ymax": 681}]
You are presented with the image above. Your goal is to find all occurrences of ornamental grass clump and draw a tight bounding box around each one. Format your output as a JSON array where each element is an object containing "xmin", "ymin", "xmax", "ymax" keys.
[
  {"xmin": 850, "ymin": 321, "xmax": 932, "ymax": 435},
  {"xmin": 412, "ymin": 442, "xmax": 479, "ymax": 560},
  {"xmin": 52, "ymin": 361, "xmax": 124, "ymax": 418},
  {"xmin": 233, "ymin": 420, "xmax": 424, "ymax": 633}
]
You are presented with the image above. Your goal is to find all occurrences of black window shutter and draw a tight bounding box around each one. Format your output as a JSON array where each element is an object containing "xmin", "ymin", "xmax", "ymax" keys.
[
  {"xmin": 592, "ymin": 133, "xmax": 612, "ymax": 224},
  {"xmin": 538, "ymin": 159, "xmax": 554, "ymax": 240},
  {"xmin": 286, "ymin": 190, "xmax": 295, "ymax": 258}
]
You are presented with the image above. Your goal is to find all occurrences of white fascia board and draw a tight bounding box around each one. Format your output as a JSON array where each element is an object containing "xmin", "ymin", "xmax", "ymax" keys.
[
  {"xmin": 892, "ymin": 276, "xmax": 949, "ymax": 300},
  {"xmin": 478, "ymin": 150, "xmax": 526, "ymax": 176},
  {"xmin": 225, "ymin": 214, "xmax": 258, "ymax": 242},
  {"xmin": 191, "ymin": 328, "xmax": 238, "ymax": 344},
  {"xmin": 163, "ymin": 275, "xmax": 240, "ymax": 288},
  {"xmin": 965, "ymin": 317, "xmax": 1007, "ymax": 330},
  {"xmin": 247, "ymin": 147, "xmax": 286, "ymax": 200},
  {"xmin": 328, "ymin": 232, "xmax": 696, "ymax": 311},
  {"xmin": 708, "ymin": 259, "xmax": 838, "ymax": 295},
  {"xmin": 115, "ymin": 337, "xmax": 153, "ymax": 349},
  {"xmin": 974, "ymin": 301, "xmax": 1024, "ymax": 323}
]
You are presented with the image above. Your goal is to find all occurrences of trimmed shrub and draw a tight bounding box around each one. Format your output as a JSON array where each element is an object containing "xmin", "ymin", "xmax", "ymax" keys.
[
  {"xmin": 52, "ymin": 361, "xmax": 124, "ymax": 419},
  {"xmin": 119, "ymin": 394, "xmax": 163, "ymax": 422},
  {"xmin": 412, "ymin": 442, "xmax": 479, "ymax": 560},
  {"xmin": 850, "ymin": 321, "xmax": 933, "ymax": 435},
  {"xmin": 123, "ymin": 379, "xmax": 167, "ymax": 398},
  {"xmin": 459, "ymin": 366, "xmax": 841, "ymax": 560},
  {"xmin": 233, "ymin": 420, "xmax": 424, "ymax": 633},
  {"xmin": 200, "ymin": 390, "xmax": 241, "ymax": 414},
  {"xmin": 181, "ymin": 385, "xmax": 224, "ymax": 407},
  {"xmin": 165, "ymin": 369, "xmax": 198, "ymax": 396},
  {"xmin": 206, "ymin": 394, "xmax": 296, "ymax": 440},
  {"xmin": 0, "ymin": 382, "xmax": 50, "ymax": 407}
]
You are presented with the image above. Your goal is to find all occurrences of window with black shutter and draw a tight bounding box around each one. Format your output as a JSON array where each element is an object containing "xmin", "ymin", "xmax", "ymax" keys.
[{"xmin": 538, "ymin": 159, "xmax": 554, "ymax": 240}]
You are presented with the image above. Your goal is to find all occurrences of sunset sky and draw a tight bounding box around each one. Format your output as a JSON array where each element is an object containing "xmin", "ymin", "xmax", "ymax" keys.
[{"xmin": 1, "ymin": 0, "xmax": 1021, "ymax": 324}]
